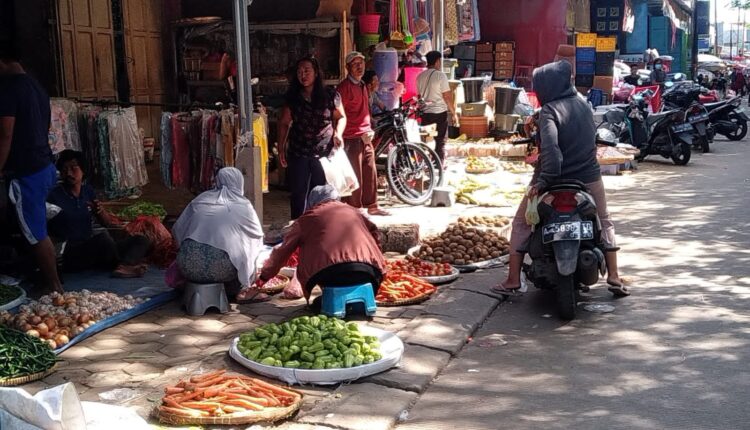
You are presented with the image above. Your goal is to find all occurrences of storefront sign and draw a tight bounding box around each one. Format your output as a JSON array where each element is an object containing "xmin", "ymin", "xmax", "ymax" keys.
[{"xmin": 696, "ymin": 0, "xmax": 710, "ymax": 36}]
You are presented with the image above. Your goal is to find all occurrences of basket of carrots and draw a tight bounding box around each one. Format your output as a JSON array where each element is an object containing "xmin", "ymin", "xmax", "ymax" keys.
[
  {"xmin": 376, "ymin": 272, "xmax": 437, "ymax": 306},
  {"xmin": 155, "ymin": 369, "xmax": 303, "ymax": 426}
]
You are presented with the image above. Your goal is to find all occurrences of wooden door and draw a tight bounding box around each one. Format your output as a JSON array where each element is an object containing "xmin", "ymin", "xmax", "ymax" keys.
[
  {"xmin": 123, "ymin": 0, "xmax": 165, "ymax": 142},
  {"xmin": 58, "ymin": 0, "xmax": 117, "ymax": 99}
]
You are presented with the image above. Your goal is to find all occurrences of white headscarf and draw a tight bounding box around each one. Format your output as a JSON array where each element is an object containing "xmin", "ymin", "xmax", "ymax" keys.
[{"xmin": 172, "ymin": 167, "xmax": 264, "ymax": 286}]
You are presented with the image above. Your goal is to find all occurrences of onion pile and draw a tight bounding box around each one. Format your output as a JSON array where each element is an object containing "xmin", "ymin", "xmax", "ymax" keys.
[{"xmin": 0, "ymin": 290, "xmax": 146, "ymax": 349}]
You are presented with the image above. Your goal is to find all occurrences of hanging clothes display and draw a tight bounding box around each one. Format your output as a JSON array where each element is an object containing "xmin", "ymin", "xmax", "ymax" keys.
[
  {"xmin": 253, "ymin": 112, "xmax": 269, "ymax": 193},
  {"xmin": 49, "ymin": 99, "xmax": 82, "ymax": 154},
  {"xmin": 103, "ymin": 108, "xmax": 149, "ymax": 192},
  {"xmin": 457, "ymin": 0, "xmax": 481, "ymax": 42},
  {"xmin": 159, "ymin": 108, "xmax": 247, "ymax": 192},
  {"xmin": 444, "ymin": 0, "xmax": 459, "ymax": 46}
]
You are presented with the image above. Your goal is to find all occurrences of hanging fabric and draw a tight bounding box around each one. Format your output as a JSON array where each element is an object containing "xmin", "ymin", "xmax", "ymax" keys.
[
  {"xmin": 49, "ymin": 99, "xmax": 81, "ymax": 154},
  {"xmin": 444, "ymin": 0, "xmax": 459, "ymax": 46},
  {"xmin": 160, "ymin": 112, "xmax": 173, "ymax": 189}
]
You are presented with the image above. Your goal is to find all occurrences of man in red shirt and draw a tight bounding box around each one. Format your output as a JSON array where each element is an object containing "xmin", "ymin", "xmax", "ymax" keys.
[{"xmin": 337, "ymin": 51, "xmax": 389, "ymax": 216}]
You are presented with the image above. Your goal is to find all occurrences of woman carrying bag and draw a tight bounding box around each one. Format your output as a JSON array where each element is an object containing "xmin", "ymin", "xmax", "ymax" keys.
[{"xmin": 277, "ymin": 56, "xmax": 347, "ymax": 219}]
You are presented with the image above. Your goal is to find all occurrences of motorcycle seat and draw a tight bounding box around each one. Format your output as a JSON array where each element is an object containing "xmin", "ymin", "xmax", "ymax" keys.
[
  {"xmin": 703, "ymin": 101, "xmax": 725, "ymax": 111},
  {"xmin": 545, "ymin": 180, "xmax": 588, "ymax": 193},
  {"xmin": 646, "ymin": 110, "xmax": 677, "ymax": 126}
]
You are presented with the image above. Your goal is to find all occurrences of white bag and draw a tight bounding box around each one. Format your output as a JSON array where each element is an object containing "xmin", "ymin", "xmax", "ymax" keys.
[{"xmin": 319, "ymin": 148, "xmax": 359, "ymax": 197}]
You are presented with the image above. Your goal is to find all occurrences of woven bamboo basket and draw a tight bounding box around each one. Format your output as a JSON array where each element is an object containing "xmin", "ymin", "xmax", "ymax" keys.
[
  {"xmin": 154, "ymin": 395, "xmax": 301, "ymax": 426},
  {"xmin": 376, "ymin": 290, "xmax": 435, "ymax": 307},
  {"xmin": 0, "ymin": 364, "xmax": 57, "ymax": 387}
]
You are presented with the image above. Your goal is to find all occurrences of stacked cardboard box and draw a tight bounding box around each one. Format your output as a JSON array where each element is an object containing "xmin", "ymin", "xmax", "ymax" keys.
[{"xmin": 494, "ymin": 42, "xmax": 515, "ymax": 80}]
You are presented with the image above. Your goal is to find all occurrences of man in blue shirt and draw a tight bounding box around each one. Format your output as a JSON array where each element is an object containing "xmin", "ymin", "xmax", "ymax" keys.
[
  {"xmin": 48, "ymin": 150, "xmax": 152, "ymax": 277},
  {"xmin": 0, "ymin": 44, "xmax": 62, "ymax": 293}
]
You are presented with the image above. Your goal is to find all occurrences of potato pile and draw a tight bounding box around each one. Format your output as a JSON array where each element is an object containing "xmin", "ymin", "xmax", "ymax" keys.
[
  {"xmin": 458, "ymin": 215, "xmax": 511, "ymax": 227},
  {"xmin": 417, "ymin": 224, "xmax": 510, "ymax": 265}
]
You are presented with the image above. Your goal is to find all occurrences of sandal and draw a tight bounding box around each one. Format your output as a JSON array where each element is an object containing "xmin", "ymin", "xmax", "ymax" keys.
[
  {"xmin": 112, "ymin": 265, "xmax": 146, "ymax": 278},
  {"xmin": 607, "ymin": 277, "xmax": 632, "ymax": 297},
  {"xmin": 236, "ymin": 288, "xmax": 271, "ymax": 304},
  {"xmin": 490, "ymin": 283, "xmax": 523, "ymax": 297}
]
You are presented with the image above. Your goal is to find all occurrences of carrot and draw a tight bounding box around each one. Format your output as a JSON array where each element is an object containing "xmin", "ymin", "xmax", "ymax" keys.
[
  {"xmin": 221, "ymin": 398, "xmax": 265, "ymax": 411},
  {"xmin": 170, "ymin": 388, "xmax": 206, "ymax": 403},
  {"xmin": 164, "ymin": 386, "xmax": 184, "ymax": 395},
  {"xmin": 162, "ymin": 397, "xmax": 187, "ymax": 409},
  {"xmin": 203, "ymin": 381, "xmax": 231, "ymax": 397},
  {"xmin": 181, "ymin": 401, "xmax": 223, "ymax": 411},
  {"xmin": 195, "ymin": 375, "xmax": 226, "ymax": 388},
  {"xmin": 220, "ymin": 405, "xmax": 247, "ymax": 414},
  {"xmin": 190, "ymin": 369, "xmax": 226, "ymax": 383},
  {"xmin": 159, "ymin": 406, "xmax": 208, "ymax": 417},
  {"xmin": 246, "ymin": 378, "xmax": 300, "ymax": 399}
]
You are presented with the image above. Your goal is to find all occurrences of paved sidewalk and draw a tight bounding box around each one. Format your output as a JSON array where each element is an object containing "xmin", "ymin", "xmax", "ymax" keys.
[{"xmin": 20, "ymin": 264, "xmax": 507, "ymax": 429}]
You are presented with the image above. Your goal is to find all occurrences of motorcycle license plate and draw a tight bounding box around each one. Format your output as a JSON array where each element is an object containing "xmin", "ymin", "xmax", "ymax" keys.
[
  {"xmin": 542, "ymin": 221, "xmax": 594, "ymax": 244},
  {"xmin": 672, "ymin": 123, "xmax": 692, "ymax": 133},
  {"xmin": 688, "ymin": 112, "xmax": 709, "ymax": 123}
]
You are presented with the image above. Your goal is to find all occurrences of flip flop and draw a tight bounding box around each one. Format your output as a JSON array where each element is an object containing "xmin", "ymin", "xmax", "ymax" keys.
[
  {"xmin": 607, "ymin": 279, "xmax": 631, "ymax": 297},
  {"xmin": 490, "ymin": 284, "xmax": 523, "ymax": 297},
  {"xmin": 236, "ymin": 288, "xmax": 271, "ymax": 304}
]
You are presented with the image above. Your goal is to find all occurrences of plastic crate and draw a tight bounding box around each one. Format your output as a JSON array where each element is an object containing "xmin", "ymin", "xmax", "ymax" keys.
[
  {"xmin": 575, "ymin": 74, "xmax": 595, "ymax": 88},
  {"xmin": 575, "ymin": 47, "xmax": 596, "ymax": 62},
  {"xmin": 576, "ymin": 33, "xmax": 597, "ymax": 48},
  {"xmin": 595, "ymin": 36, "xmax": 617, "ymax": 52},
  {"xmin": 576, "ymin": 61, "xmax": 595, "ymax": 75}
]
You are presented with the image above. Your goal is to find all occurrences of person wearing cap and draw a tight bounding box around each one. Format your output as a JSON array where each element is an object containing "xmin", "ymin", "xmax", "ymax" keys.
[{"xmin": 337, "ymin": 51, "xmax": 390, "ymax": 216}]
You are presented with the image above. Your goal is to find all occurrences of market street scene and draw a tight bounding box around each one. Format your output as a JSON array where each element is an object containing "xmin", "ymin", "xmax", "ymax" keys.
[{"xmin": 0, "ymin": 0, "xmax": 749, "ymax": 429}]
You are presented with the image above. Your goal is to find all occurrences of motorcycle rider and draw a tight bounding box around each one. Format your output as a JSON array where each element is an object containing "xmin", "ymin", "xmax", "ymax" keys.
[{"xmin": 493, "ymin": 60, "xmax": 630, "ymax": 297}]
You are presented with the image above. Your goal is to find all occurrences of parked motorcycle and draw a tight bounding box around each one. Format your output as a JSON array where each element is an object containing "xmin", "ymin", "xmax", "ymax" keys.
[
  {"xmin": 661, "ymin": 80, "xmax": 713, "ymax": 152},
  {"xmin": 704, "ymin": 96, "xmax": 749, "ymax": 141},
  {"xmin": 521, "ymin": 179, "xmax": 606, "ymax": 320},
  {"xmin": 599, "ymin": 91, "xmax": 692, "ymax": 165}
]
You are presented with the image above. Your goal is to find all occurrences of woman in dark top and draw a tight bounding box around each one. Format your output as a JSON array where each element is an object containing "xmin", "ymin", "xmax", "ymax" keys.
[
  {"xmin": 277, "ymin": 56, "xmax": 347, "ymax": 219},
  {"xmin": 47, "ymin": 150, "xmax": 152, "ymax": 277}
]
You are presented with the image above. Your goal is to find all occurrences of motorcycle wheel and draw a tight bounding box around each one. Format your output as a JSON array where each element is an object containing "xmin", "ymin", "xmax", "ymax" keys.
[
  {"xmin": 417, "ymin": 143, "xmax": 445, "ymax": 186},
  {"xmin": 556, "ymin": 275, "xmax": 577, "ymax": 320},
  {"xmin": 386, "ymin": 142, "xmax": 436, "ymax": 205},
  {"xmin": 671, "ymin": 141, "xmax": 692, "ymax": 165},
  {"xmin": 694, "ymin": 134, "xmax": 710, "ymax": 153},
  {"xmin": 725, "ymin": 116, "xmax": 748, "ymax": 141}
]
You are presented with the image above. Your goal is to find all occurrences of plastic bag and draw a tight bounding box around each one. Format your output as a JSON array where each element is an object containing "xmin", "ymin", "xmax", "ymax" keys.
[
  {"xmin": 525, "ymin": 195, "xmax": 540, "ymax": 226},
  {"xmin": 319, "ymin": 148, "xmax": 359, "ymax": 197},
  {"xmin": 124, "ymin": 215, "xmax": 176, "ymax": 268}
]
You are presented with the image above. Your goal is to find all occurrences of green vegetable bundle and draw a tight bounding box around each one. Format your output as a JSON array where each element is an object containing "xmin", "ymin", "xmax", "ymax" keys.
[
  {"xmin": 118, "ymin": 201, "xmax": 167, "ymax": 220},
  {"xmin": 238, "ymin": 315, "xmax": 382, "ymax": 370},
  {"xmin": 0, "ymin": 285, "xmax": 22, "ymax": 307},
  {"xmin": 0, "ymin": 327, "xmax": 57, "ymax": 380}
]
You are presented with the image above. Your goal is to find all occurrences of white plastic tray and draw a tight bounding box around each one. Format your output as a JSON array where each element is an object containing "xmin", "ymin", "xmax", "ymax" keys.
[
  {"xmin": 229, "ymin": 325, "xmax": 404, "ymax": 386},
  {"xmin": 421, "ymin": 267, "xmax": 461, "ymax": 284},
  {"xmin": 0, "ymin": 286, "xmax": 26, "ymax": 312}
]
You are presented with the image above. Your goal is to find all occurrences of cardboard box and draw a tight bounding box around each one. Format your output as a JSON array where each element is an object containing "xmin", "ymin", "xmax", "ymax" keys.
[
  {"xmin": 476, "ymin": 61, "xmax": 494, "ymax": 72},
  {"xmin": 495, "ymin": 42, "xmax": 515, "ymax": 52},
  {"xmin": 494, "ymin": 67, "xmax": 514, "ymax": 79},
  {"xmin": 576, "ymin": 32, "xmax": 597, "ymax": 48},
  {"xmin": 592, "ymin": 75, "xmax": 613, "ymax": 95},
  {"xmin": 476, "ymin": 52, "xmax": 494, "ymax": 62},
  {"xmin": 495, "ymin": 60, "xmax": 514, "ymax": 69},
  {"xmin": 475, "ymin": 42, "xmax": 494, "ymax": 53},
  {"xmin": 495, "ymin": 51, "xmax": 514, "ymax": 61}
]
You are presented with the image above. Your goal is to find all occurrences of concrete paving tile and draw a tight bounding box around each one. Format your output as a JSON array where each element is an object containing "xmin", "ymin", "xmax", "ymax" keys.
[
  {"xmin": 18, "ymin": 381, "xmax": 52, "ymax": 395},
  {"xmin": 158, "ymin": 333, "xmax": 200, "ymax": 346},
  {"xmin": 121, "ymin": 322, "xmax": 163, "ymax": 333},
  {"xmin": 85, "ymin": 348, "xmax": 127, "ymax": 361},
  {"xmin": 120, "ymin": 331, "xmax": 166, "ymax": 343},
  {"xmin": 84, "ymin": 370, "xmax": 133, "ymax": 388},
  {"xmin": 81, "ymin": 360, "xmax": 128, "ymax": 373},
  {"xmin": 122, "ymin": 351, "xmax": 169, "ymax": 363},
  {"xmin": 253, "ymin": 314, "xmax": 289, "ymax": 324},
  {"xmin": 123, "ymin": 362, "xmax": 167, "ymax": 377},
  {"xmin": 57, "ymin": 358, "xmax": 92, "ymax": 371},
  {"xmin": 42, "ymin": 369, "xmax": 91, "ymax": 386},
  {"xmin": 273, "ymin": 424, "xmax": 339, "ymax": 430},
  {"xmin": 364, "ymin": 344, "xmax": 451, "ymax": 393},
  {"xmin": 156, "ymin": 316, "xmax": 196, "ymax": 327},
  {"xmin": 421, "ymin": 289, "xmax": 500, "ymax": 322},
  {"xmin": 188, "ymin": 318, "xmax": 227, "ymax": 332},
  {"xmin": 189, "ymin": 333, "xmax": 223, "ymax": 348},
  {"xmin": 219, "ymin": 311, "xmax": 255, "ymax": 325},
  {"xmin": 400, "ymin": 309, "xmax": 425, "ymax": 319},
  {"xmin": 126, "ymin": 342, "xmax": 164, "ymax": 353},
  {"xmin": 159, "ymin": 344, "xmax": 202, "ymax": 358},
  {"xmin": 90, "ymin": 327, "xmax": 131, "ymax": 339},
  {"xmin": 79, "ymin": 337, "xmax": 131, "ymax": 350},
  {"xmin": 200, "ymin": 344, "xmax": 230, "ymax": 356},
  {"xmin": 398, "ymin": 314, "xmax": 476, "ymax": 355},
  {"xmin": 59, "ymin": 346, "xmax": 94, "ymax": 360},
  {"xmin": 374, "ymin": 307, "xmax": 406, "ymax": 319},
  {"xmin": 298, "ymin": 383, "xmax": 417, "ymax": 430}
]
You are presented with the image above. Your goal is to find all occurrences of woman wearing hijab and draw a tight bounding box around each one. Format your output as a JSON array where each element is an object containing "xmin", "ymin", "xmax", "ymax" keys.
[
  {"xmin": 257, "ymin": 185, "xmax": 385, "ymax": 303},
  {"xmin": 172, "ymin": 167, "xmax": 267, "ymax": 303}
]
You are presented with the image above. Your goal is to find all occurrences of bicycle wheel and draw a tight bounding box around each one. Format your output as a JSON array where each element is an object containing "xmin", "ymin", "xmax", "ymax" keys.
[
  {"xmin": 416, "ymin": 143, "xmax": 445, "ymax": 186},
  {"xmin": 386, "ymin": 143, "xmax": 436, "ymax": 205}
]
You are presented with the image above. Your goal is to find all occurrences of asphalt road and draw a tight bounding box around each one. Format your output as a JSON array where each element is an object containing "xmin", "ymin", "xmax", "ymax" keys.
[{"xmin": 398, "ymin": 137, "xmax": 750, "ymax": 430}]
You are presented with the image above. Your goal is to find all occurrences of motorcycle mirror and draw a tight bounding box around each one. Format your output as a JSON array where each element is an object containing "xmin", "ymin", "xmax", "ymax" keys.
[
  {"xmin": 673, "ymin": 73, "xmax": 686, "ymax": 81},
  {"xmin": 596, "ymin": 128, "xmax": 617, "ymax": 146},
  {"xmin": 664, "ymin": 81, "xmax": 675, "ymax": 88}
]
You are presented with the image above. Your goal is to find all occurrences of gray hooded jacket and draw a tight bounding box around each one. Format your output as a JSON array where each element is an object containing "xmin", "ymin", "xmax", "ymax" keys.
[{"xmin": 532, "ymin": 61, "xmax": 601, "ymax": 190}]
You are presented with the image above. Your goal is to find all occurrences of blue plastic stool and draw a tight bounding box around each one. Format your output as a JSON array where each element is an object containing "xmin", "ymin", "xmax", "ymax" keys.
[{"xmin": 320, "ymin": 283, "xmax": 377, "ymax": 318}]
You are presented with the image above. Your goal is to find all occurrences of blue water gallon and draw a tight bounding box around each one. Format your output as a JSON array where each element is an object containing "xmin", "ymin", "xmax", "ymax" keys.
[{"xmin": 373, "ymin": 49, "xmax": 399, "ymax": 83}]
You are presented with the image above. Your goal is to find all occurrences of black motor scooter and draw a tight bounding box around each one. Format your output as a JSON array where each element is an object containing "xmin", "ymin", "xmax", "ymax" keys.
[
  {"xmin": 704, "ymin": 96, "xmax": 749, "ymax": 141},
  {"xmin": 599, "ymin": 92, "xmax": 693, "ymax": 165},
  {"xmin": 521, "ymin": 179, "xmax": 607, "ymax": 320}
]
